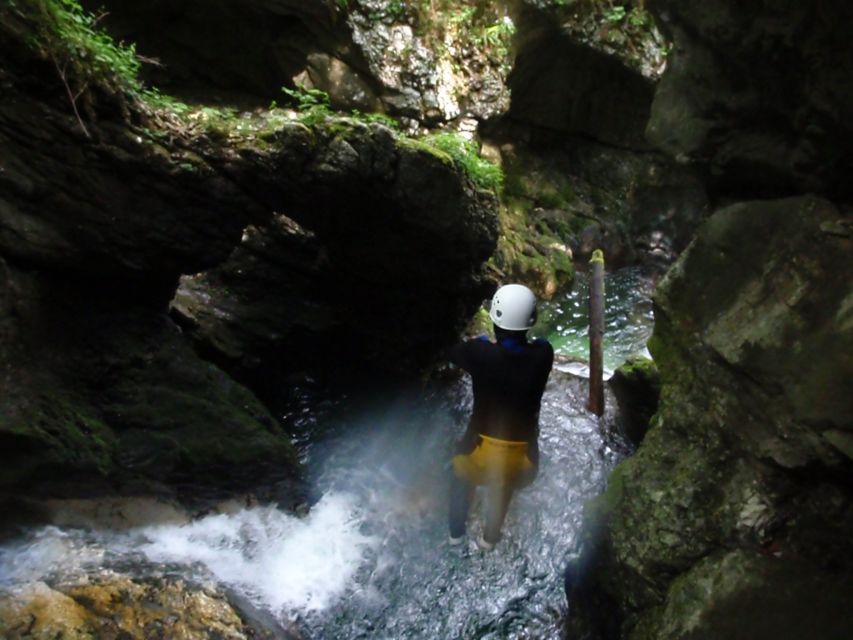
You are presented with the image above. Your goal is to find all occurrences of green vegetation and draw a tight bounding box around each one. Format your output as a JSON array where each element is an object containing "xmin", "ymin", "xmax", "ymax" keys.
[
  {"xmin": 12, "ymin": 0, "xmax": 143, "ymax": 134},
  {"xmin": 418, "ymin": 132, "xmax": 504, "ymax": 193},
  {"xmin": 412, "ymin": 1, "xmax": 516, "ymax": 72},
  {"xmin": 282, "ymin": 84, "xmax": 331, "ymax": 111},
  {"xmin": 552, "ymin": 0, "xmax": 667, "ymax": 77},
  {"xmin": 23, "ymin": 0, "xmax": 141, "ymax": 90}
]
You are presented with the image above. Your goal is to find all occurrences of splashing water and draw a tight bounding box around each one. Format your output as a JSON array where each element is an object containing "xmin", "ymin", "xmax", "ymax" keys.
[
  {"xmin": 0, "ymin": 375, "xmax": 624, "ymax": 639},
  {"xmin": 132, "ymin": 493, "xmax": 375, "ymax": 613},
  {"xmin": 0, "ymin": 268, "xmax": 652, "ymax": 638}
]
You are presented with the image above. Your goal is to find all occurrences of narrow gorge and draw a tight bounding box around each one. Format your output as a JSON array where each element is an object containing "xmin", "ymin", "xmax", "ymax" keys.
[{"xmin": 0, "ymin": 1, "xmax": 850, "ymax": 639}]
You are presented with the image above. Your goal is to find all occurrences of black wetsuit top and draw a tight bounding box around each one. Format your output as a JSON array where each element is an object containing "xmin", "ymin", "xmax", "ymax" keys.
[{"xmin": 449, "ymin": 335, "xmax": 554, "ymax": 465}]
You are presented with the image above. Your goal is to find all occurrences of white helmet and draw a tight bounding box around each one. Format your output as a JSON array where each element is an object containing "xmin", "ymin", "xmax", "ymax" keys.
[{"xmin": 489, "ymin": 284, "xmax": 538, "ymax": 330}]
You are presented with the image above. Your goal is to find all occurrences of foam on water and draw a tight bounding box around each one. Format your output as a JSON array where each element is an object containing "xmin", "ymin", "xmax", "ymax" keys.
[
  {"xmin": 130, "ymin": 493, "xmax": 376, "ymax": 612},
  {"xmin": 0, "ymin": 526, "xmax": 104, "ymax": 586}
]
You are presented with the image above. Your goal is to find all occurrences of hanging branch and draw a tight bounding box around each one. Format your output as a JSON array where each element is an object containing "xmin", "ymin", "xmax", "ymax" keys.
[{"xmin": 51, "ymin": 54, "xmax": 91, "ymax": 138}]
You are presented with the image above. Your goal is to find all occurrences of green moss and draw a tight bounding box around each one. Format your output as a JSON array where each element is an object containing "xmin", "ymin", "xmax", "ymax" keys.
[
  {"xmin": 487, "ymin": 198, "xmax": 575, "ymax": 297},
  {"xmin": 504, "ymin": 168, "xmax": 576, "ymax": 211},
  {"xmin": 0, "ymin": 391, "xmax": 117, "ymax": 486},
  {"xmin": 418, "ymin": 132, "xmax": 504, "ymax": 193},
  {"xmin": 466, "ymin": 307, "xmax": 494, "ymax": 337},
  {"xmin": 617, "ymin": 355, "xmax": 659, "ymax": 380},
  {"xmin": 584, "ymin": 457, "xmax": 632, "ymax": 531}
]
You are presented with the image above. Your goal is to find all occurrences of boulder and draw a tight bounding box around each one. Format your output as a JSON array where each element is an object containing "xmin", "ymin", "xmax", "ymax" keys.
[
  {"xmin": 0, "ymin": 574, "xmax": 300, "ymax": 639},
  {"xmin": 0, "ymin": 261, "xmax": 301, "ymax": 501}
]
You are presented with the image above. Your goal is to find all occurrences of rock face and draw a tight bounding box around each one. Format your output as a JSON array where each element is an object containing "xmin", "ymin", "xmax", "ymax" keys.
[
  {"xmin": 570, "ymin": 196, "xmax": 853, "ymax": 638},
  {"xmin": 172, "ymin": 118, "xmax": 499, "ymax": 392},
  {"xmin": 83, "ymin": 0, "xmax": 514, "ymax": 128},
  {"xmin": 0, "ymin": 3, "xmax": 498, "ymax": 500},
  {"xmin": 566, "ymin": 2, "xmax": 853, "ymax": 636},
  {"xmin": 79, "ymin": 0, "xmax": 706, "ymax": 294},
  {"xmin": 0, "ymin": 260, "xmax": 301, "ymax": 501},
  {"xmin": 508, "ymin": 5, "xmax": 656, "ymax": 150},
  {"xmin": 488, "ymin": 2, "xmax": 708, "ymax": 279},
  {"xmin": 0, "ymin": 7, "xmax": 301, "ymax": 501},
  {"xmin": 647, "ymin": 0, "xmax": 853, "ymax": 200}
]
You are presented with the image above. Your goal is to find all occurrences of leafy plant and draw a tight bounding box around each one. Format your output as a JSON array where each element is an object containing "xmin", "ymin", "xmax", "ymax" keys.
[
  {"xmin": 628, "ymin": 8, "xmax": 649, "ymax": 27},
  {"xmin": 281, "ymin": 84, "xmax": 333, "ymax": 125},
  {"xmin": 605, "ymin": 5, "xmax": 627, "ymax": 22},
  {"xmin": 282, "ymin": 84, "xmax": 331, "ymax": 110},
  {"xmin": 19, "ymin": 0, "xmax": 144, "ymax": 134},
  {"xmin": 449, "ymin": 6, "xmax": 477, "ymax": 25}
]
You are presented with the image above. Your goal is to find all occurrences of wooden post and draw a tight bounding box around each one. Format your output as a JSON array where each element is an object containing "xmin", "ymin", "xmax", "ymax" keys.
[{"xmin": 588, "ymin": 249, "xmax": 605, "ymax": 416}]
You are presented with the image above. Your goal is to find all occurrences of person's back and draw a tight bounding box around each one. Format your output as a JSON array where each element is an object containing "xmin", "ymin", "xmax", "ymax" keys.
[
  {"xmin": 450, "ymin": 333, "xmax": 553, "ymax": 451},
  {"xmin": 448, "ymin": 285, "xmax": 553, "ymax": 549}
]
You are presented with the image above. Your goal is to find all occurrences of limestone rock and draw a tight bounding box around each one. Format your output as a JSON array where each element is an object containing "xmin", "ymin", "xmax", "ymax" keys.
[
  {"xmin": 569, "ymin": 195, "xmax": 853, "ymax": 638},
  {"xmin": 647, "ymin": 0, "xmax": 853, "ymax": 200},
  {"xmin": 0, "ymin": 574, "xmax": 300, "ymax": 639}
]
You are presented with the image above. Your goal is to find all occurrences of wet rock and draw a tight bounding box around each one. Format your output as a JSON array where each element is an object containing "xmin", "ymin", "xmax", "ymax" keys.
[
  {"xmin": 569, "ymin": 195, "xmax": 853, "ymax": 637},
  {"xmin": 0, "ymin": 574, "xmax": 300, "ymax": 639},
  {"xmin": 0, "ymin": 261, "xmax": 302, "ymax": 502},
  {"xmin": 608, "ymin": 356, "xmax": 660, "ymax": 447}
]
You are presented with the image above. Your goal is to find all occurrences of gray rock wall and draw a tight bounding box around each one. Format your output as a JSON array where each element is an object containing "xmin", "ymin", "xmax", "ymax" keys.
[{"xmin": 567, "ymin": 2, "xmax": 853, "ymax": 637}]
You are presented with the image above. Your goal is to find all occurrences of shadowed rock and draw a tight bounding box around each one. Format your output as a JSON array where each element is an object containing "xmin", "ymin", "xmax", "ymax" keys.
[
  {"xmin": 568, "ymin": 196, "xmax": 853, "ymax": 638},
  {"xmin": 0, "ymin": 4, "xmax": 498, "ymax": 500}
]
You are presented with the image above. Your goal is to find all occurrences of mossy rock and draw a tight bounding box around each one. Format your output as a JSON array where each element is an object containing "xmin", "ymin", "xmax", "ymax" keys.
[
  {"xmin": 0, "ymin": 391, "xmax": 117, "ymax": 490},
  {"xmin": 609, "ymin": 356, "xmax": 661, "ymax": 446},
  {"xmin": 633, "ymin": 550, "xmax": 853, "ymax": 640}
]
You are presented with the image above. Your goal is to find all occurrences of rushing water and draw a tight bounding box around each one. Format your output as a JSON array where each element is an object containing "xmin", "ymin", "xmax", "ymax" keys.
[{"xmin": 0, "ymin": 267, "xmax": 654, "ymax": 639}]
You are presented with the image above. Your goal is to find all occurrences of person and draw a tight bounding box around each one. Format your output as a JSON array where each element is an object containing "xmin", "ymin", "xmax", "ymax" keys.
[{"xmin": 448, "ymin": 283, "xmax": 554, "ymax": 549}]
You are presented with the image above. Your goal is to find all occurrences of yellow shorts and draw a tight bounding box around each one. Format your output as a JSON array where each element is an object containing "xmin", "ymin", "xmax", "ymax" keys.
[{"xmin": 452, "ymin": 434, "xmax": 536, "ymax": 487}]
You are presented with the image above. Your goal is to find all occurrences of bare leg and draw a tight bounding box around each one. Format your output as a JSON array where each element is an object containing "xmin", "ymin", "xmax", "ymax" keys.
[
  {"xmin": 449, "ymin": 474, "xmax": 475, "ymax": 538},
  {"xmin": 483, "ymin": 483, "xmax": 515, "ymax": 545}
]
